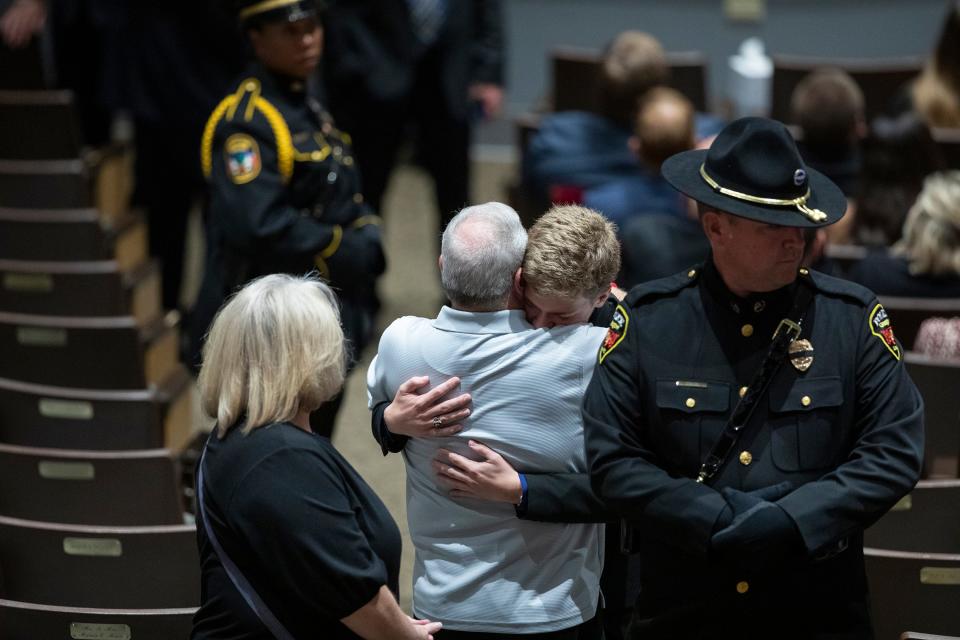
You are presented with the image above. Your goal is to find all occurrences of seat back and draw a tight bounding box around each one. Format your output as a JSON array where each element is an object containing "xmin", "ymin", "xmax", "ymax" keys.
[
  {"xmin": 0, "ymin": 39, "xmax": 50, "ymax": 90},
  {"xmin": 0, "ymin": 443, "xmax": 183, "ymax": 526},
  {"xmin": 904, "ymin": 353, "xmax": 960, "ymax": 478},
  {"xmin": 865, "ymin": 548, "xmax": 960, "ymax": 640},
  {"xmin": 0, "ymin": 312, "xmax": 179, "ymax": 390},
  {"xmin": 933, "ymin": 127, "xmax": 960, "ymax": 170},
  {"xmin": 0, "ymin": 259, "xmax": 160, "ymax": 321},
  {"xmin": 0, "ymin": 515, "xmax": 199, "ymax": 608},
  {"xmin": 0, "ymin": 371, "xmax": 194, "ymax": 451},
  {"xmin": 0, "ymin": 597, "xmax": 196, "ymax": 640},
  {"xmin": 0, "ymin": 91, "xmax": 83, "ymax": 160},
  {"xmin": 770, "ymin": 55, "xmax": 923, "ymax": 124},
  {"xmin": 865, "ymin": 480, "xmax": 960, "ymax": 553},
  {"xmin": 550, "ymin": 46, "xmax": 709, "ymax": 113},
  {"xmin": 0, "ymin": 159, "xmax": 91, "ymax": 209}
]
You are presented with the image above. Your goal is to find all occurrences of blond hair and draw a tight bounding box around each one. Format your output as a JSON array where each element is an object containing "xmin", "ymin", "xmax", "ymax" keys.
[
  {"xmin": 523, "ymin": 205, "xmax": 620, "ymax": 300},
  {"xmin": 894, "ymin": 171, "xmax": 960, "ymax": 276},
  {"xmin": 198, "ymin": 273, "xmax": 346, "ymax": 436}
]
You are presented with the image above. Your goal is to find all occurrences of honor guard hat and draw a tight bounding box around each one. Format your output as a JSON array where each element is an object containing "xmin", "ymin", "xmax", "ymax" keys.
[
  {"xmin": 661, "ymin": 117, "xmax": 847, "ymax": 228},
  {"xmin": 235, "ymin": 0, "xmax": 324, "ymax": 26}
]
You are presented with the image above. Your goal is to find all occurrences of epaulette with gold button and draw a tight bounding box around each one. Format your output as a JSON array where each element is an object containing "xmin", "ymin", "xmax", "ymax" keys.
[{"xmin": 623, "ymin": 264, "xmax": 702, "ymax": 308}]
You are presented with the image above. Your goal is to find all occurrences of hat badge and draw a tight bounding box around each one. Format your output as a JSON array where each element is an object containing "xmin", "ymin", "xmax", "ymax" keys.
[{"xmin": 793, "ymin": 169, "xmax": 807, "ymax": 186}]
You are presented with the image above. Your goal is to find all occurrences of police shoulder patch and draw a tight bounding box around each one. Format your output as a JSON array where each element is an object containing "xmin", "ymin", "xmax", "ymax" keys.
[
  {"xmin": 599, "ymin": 303, "xmax": 629, "ymax": 364},
  {"xmin": 224, "ymin": 133, "xmax": 261, "ymax": 184},
  {"xmin": 869, "ymin": 303, "xmax": 901, "ymax": 360}
]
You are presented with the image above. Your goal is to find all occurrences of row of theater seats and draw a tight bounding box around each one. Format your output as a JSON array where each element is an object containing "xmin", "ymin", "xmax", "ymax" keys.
[
  {"xmin": 0, "ymin": 42, "xmax": 198, "ymax": 638},
  {"xmin": 513, "ymin": 47, "xmax": 960, "ymax": 640}
]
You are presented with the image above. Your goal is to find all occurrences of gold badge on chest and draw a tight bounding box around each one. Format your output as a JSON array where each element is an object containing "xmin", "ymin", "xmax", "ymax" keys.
[{"xmin": 788, "ymin": 338, "xmax": 814, "ymax": 372}]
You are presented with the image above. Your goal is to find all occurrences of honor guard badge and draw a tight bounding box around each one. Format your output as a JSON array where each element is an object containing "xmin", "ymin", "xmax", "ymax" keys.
[
  {"xmin": 599, "ymin": 304, "xmax": 629, "ymax": 364},
  {"xmin": 788, "ymin": 338, "xmax": 814, "ymax": 372},
  {"xmin": 225, "ymin": 134, "xmax": 261, "ymax": 184},
  {"xmin": 869, "ymin": 303, "xmax": 901, "ymax": 360}
]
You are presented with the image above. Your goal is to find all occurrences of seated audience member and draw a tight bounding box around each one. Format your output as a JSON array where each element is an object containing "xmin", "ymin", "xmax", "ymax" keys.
[
  {"xmin": 853, "ymin": 112, "xmax": 945, "ymax": 247},
  {"xmin": 368, "ymin": 203, "xmax": 613, "ymax": 638},
  {"xmin": 915, "ymin": 316, "xmax": 960, "ymax": 359},
  {"xmin": 848, "ymin": 171, "xmax": 960, "ymax": 297},
  {"xmin": 911, "ymin": 1, "xmax": 960, "ymax": 128},
  {"xmin": 192, "ymin": 274, "xmax": 440, "ymax": 640},
  {"xmin": 790, "ymin": 68, "xmax": 865, "ymax": 245},
  {"xmin": 585, "ymin": 87, "xmax": 694, "ymax": 229},
  {"xmin": 523, "ymin": 31, "xmax": 722, "ymax": 204}
]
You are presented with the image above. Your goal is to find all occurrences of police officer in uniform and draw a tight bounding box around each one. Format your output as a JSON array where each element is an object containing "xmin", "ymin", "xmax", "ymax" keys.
[
  {"xmin": 583, "ymin": 117, "xmax": 924, "ymax": 639},
  {"xmin": 190, "ymin": 0, "xmax": 385, "ymax": 437}
]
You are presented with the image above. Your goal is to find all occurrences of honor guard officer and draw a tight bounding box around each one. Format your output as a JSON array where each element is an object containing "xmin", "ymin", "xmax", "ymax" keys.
[
  {"xmin": 190, "ymin": 0, "xmax": 385, "ymax": 436},
  {"xmin": 583, "ymin": 118, "xmax": 924, "ymax": 639}
]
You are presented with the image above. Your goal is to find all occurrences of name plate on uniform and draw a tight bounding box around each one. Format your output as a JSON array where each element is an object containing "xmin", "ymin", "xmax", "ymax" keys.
[
  {"xmin": 891, "ymin": 495, "xmax": 912, "ymax": 511},
  {"xmin": 16, "ymin": 326, "xmax": 67, "ymax": 347},
  {"xmin": 3, "ymin": 272, "xmax": 53, "ymax": 292},
  {"xmin": 39, "ymin": 461, "xmax": 95, "ymax": 480},
  {"xmin": 70, "ymin": 622, "xmax": 132, "ymax": 640},
  {"xmin": 63, "ymin": 537, "xmax": 122, "ymax": 557},
  {"xmin": 920, "ymin": 567, "xmax": 960, "ymax": 585},
  {"xmin": 39, "ymin": 398, "xmax": 94, "ymax": 420}
]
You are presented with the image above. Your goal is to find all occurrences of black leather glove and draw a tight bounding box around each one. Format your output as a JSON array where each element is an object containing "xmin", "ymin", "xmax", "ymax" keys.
[
  {"xmin": 324, "ymin": 224, "xmax": 386, "ymax": 283},
  {"xmin": 711, "ymin": 485, "xmax": 804, "ymax": 574},
  {"xmin": 712, "ymin": 481, "xmax": 794, "ymax": 532}
]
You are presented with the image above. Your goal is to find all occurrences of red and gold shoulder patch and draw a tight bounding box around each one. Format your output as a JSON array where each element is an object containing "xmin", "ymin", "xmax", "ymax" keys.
[
  {"xmin": 599, "ymin": 304, "xmax": 629, "ymax": 364},
  {"xmin": 869, "ymin": 303, "xmax": 901, "ymax": 361}
]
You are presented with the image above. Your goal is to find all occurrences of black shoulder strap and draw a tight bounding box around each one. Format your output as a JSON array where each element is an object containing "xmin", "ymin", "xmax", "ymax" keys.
[{"xmin": 696, "ymin": 279, "xmax": 816, "ymax": 485}]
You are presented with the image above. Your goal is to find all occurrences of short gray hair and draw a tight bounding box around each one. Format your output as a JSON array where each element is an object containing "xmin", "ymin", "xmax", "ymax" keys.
[
  {"xmin": 198, "ymin": 273, "xmax": 346, "ymax": 436},
  {"xmin": 440, "ymin": 202, "xmax": 527, "ymax": 310}
]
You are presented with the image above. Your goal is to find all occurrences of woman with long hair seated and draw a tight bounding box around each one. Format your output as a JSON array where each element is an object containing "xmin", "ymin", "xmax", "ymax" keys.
[{"xmin": 192, "ymin": 274, "xmax": 440, "ymax": 640}]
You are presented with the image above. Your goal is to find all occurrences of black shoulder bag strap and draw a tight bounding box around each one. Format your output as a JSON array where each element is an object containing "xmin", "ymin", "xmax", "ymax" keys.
[
  {"xmin": 695, "ymin": 279, "xmax": 815, "ymax": 485},
  {"xmin": 197, "ymin": 445, "xmax": 296, "ymax": 640}
]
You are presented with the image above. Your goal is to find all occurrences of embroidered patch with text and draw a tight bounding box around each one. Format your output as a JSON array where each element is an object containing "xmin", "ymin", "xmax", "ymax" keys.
[
  {"xmin": 869, "ymin": 303, "xmax": 901, "ymax": 361},
  {"xmin": 599, "ymin": 304, "xmax": 629, "ymax": 364},
  {"xmin": 224, "ymin": 133, "xmax": 261, "ymax": 184}
]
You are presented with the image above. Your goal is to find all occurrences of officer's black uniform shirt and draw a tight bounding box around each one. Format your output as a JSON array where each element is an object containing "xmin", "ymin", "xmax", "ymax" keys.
[
  {"xmin": 582, "ymin": 259, "xmax": 924, "ymax": 638},
  {"xmin": 192, "ymin": 422, "xmax": 401, "ymax": 639}
]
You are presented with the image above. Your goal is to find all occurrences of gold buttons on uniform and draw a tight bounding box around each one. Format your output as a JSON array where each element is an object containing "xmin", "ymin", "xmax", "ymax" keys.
[
  {"xmin": 352, "ymin": 193, "xmax": 364, "ymax": 203},
  {"xmin": 739, "ymin": 386, "xmax": 748, "ymax": 398},
  {"xmin": 799, "ymin": 268, "xmax": 809, "ymax": 276},
  {"xmin": 687, "ymin": 269, "xmax": 697, "ymax": 278},
  {"xmin": 741, "ymin": 324, "xmax": 754, "ymax": 337},
  {"xmin": 736, "ymin": 581, "xmax": 750, "ymax": 594},
  {"xmin": 685, "ymin": 397, "xmax": 696, "ymax": 409},
  {"xmin": 343, "ymin": 156, "xmax": 354, "ymax": 166},
  {"xmin": 739, "ymin": 451, "xmax": 753, "ymax": 466},
  {"xmin": 801, "ymin": 395, "xmax": 812, "ymax": 407}
]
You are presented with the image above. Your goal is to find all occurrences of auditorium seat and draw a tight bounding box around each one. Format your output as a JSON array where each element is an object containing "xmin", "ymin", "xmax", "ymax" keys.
[
  {"xmin": 823, "ymin": 243, "xmax": 867, "ymax": 278},
  {"xmin": 879, "ymin": 297, "xmax": 960, "ymax": 352},
  {"xmin": 0, "ymin": 156, "xmax": 130, "ymax": 220},
  {"xmin": 0, "ymin": 207, "xmax": 146, "ymax": 267},
  {"xmin": 865, "ymin": 548, "xmax": 960, "ymax": 640},
  {"xmin": 0, "ymin": 258, "xmax": 160, "ymax": 320},
  {"xmin": 0, "ymin": 90, "xmax": 83, "ymax": 160},
  {"xmin": 0, "ymin": 597, "xmax": 196, "ymax": 640},
  {"xmin": 901, "ymin": 633, "xmax": 960, "ymax": 640},
  {"xmin": 0, "ymin": 311, "xmax": 179, "ymax": 390},
  {"xmin": 865, "ymin": 480, "xmax": 960, "ymax": 553},
  {"xmin": 0, "ymin": 38, "xmax": 49, "ymax": 90},
  {"xmin": 0, "ymin": 515, "xmax": 199, "ymax": 608},
  {"xmin": 0, "ymin": 369, "xmax": 195, "ymax": 452},
  {"xmin": 904, "ymin": 353, "xmax": 960, "ymax": 479},
  {"xmin": 0, "ymin": 443, "xmax": 184, "ymax": 526},
  {"xmin": 550, "ymin": 46, "xmax": 709, "ymax": 113},
  {"xmin": 933, "ymin": 127, "xmax": 960, "ymax": 171},
  {"xmin": 770, "ymin": 55, "xmax": 923, "ymax": 124}
]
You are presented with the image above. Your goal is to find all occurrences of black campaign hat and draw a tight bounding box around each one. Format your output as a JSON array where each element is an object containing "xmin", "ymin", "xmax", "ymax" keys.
[
  {"xmin": 661, "ymin": 117, "xmax": 847, "ymax": 228},
  {"xmin": 235, "ymin": 0, "xmax": 322, "ymax": 26}
]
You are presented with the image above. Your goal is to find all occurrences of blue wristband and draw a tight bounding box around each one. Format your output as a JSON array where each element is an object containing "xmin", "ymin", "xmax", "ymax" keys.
[{"xmin": 514, "ymin": 473, "xmax": 529, "ymax": 516}]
